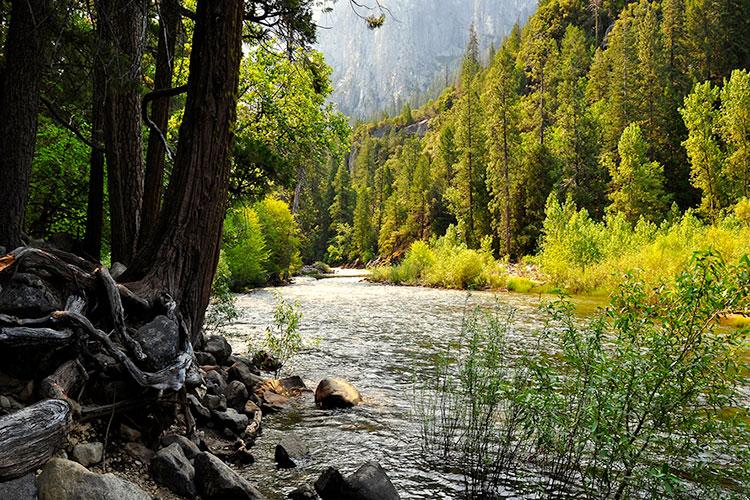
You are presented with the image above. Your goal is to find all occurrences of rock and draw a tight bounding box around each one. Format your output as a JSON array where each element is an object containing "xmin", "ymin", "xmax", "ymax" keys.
[
  {"xmin": 225, "ymin": 380, "xmax": 249, "ymax": 411},
  {"xmin": 205, "ymin": 370, "xmax": 227, "ymax": 396},
  {"xmin": 204, "ymin": 393, "xmax": 227, "ymax": 412},
  {"xmin": 36, "ymin": 458, "xmax": 150, "ymax": 500},
  {"xmin": 133, "ymin": 315, "xmax": 179, "ymax": 371},
  {"xmin": 0, "ymin": 395, "xmax": 11, "ymax": 410},
  {"xmin": 260, "ymin": 391, "xmax": 289, "ymax": 413},
  {"xmin": 161, "ymin": 434, "xmax": 201, "ymax": 459},
  {"xmin": 346, "ymin": 462, "xmax": 400, "ymax": 500},
  {"xmin": 314, "ymin": 467, "xmax": 348, "ymax": 499},
  {"xmin": 242, "ymin": 400, "xmax": 261, "ymax": 416},
  {"xmin": 0, "ymin": 472, "xmax": 37, "ymax": 500},
  {"xmin": 124, "ymin": 442, "xmax": 155, "ymax": 463},
  {"xmin": 188, "ymin": 394, "xmax": 211, "ymax": 421},
  {"xmin": 0, "ymin": 274, "xmax": 61, "ymax": 317},
  {"xmin": 235, "ymin": 445, "xmax": 255, "ymax": 464},
  {"xmin": 229, "ymin": 355, "xmax": 260, "ymax": 373},
  {"xmin": 119, "ymin": 423, "xmax": 141, "ymax": 442},
  {"xmin": 288, "ymin": 484, "xmax": 318, "ymax": 500},
  {"xmin": 212, "ymin": 408, "xmax": 248, "ymax": 435},
  {"xmin": 194, "ymin": 452, "xmax": 265, "ymax": 500},
  {"xmin": 280, "ymin": 376, "xmax": 307, "ymax": 393},
  {"xmin": 71, "ymin": 442, "xmax": 104, "ymax": 467},
  {"xmin": 274, "ymin": 434, "xmax": 308, "ymax": 468},
  {"xmin": 150, "ymin": 443, "xmax": 196, "ymax": 498},
  {"xmin": 204, "ymin": 336, "xmax": 232, "ymax": 365},
  {"xmin": 195, "ymin": 351, "xmax": 217, "ymax": 366},
  {"xmin": 251, "ymin": 351, "xmax": 282, "ymax": 372},
  {"xmin": 228, "ymin": 362, "xmax": 266, "ymax": 392},
  {"xmin": 314, "ymin": 378, "xmax": 362, "ymax": 409}
]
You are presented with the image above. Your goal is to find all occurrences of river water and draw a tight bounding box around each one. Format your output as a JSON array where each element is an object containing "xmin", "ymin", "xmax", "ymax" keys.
[{"xmin": 224, "ymin": 271, "xmax": 588, "ymax": 499}]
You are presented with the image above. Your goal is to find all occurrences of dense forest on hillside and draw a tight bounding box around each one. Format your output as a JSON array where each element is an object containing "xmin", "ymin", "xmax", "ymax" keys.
[{"xmin": 319, "ymin": 0, "xmax": 750, "ymax": 292}]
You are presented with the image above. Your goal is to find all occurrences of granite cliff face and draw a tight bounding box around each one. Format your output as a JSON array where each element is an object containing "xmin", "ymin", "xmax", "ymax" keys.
[{"xmin": 315, "ymin": 0, "xmax": 536, "ymax": 119}]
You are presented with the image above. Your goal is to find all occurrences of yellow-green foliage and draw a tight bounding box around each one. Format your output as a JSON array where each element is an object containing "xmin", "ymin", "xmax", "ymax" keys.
[
  {"xmin": 538, "ymin": 195, "xmax": 750, "ymax": 293},
  {"xmin": 370, "ymin": 226, "xmax": 507, "ymax": 290}
]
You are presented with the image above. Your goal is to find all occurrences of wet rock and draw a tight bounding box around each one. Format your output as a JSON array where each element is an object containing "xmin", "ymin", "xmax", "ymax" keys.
[
  {"xmin": 204, "ymin": 393, "xmax": 227, "ymax": 412},
  {"xmin": 161, "ymin": 434, "xmax": 201, "ymax": 459},
  {"xmin": 346, "ymin": 462, "xmax": 400, "ymax": 500},
  {"xmin": 288, "ymin": 484, "xmax": 318, "ymax": 500},
  {"xmin": 212, "ymin": 408, "xmax": 248, "ymax": 435},
  {"xmin": 260, "ymin": 391, "xmax": 289, "ymax": 413},
  {"xmin": 280, "ymin": 376, "xmax": 307, "ymax": 393},
  {"xmin": 205, "ymin": 370, "xmax": 227, "ymax": 396},
  {"xmin": 242, "ymin": 400, "xmax": 261, "ymax": 416},
  {"xmin": 0, "ymin": 274, "xmax": 61, "ymax": 317},
  {"xmin": 252, "ymin": 351, "xmax": 282, "ymax": 372},
  {"xmin": 228, "ymin": 362, "xmax": 266, "ymax": 392},
  {"xmin": 204, "ymin": 336, "xmax": 232, "ymax": 365},
  {"xmin": 315, "ymin": 378, "xmax": 362, "ymax": 409},
  {"xmin": 124, "ymin": 442, "xmax": 155, "ymax": 463},
  {"xmin": 225, "ymin": 380, "xmax": 249, "ymax": 411},
  {"xmin": 188, "ymin": 394, "xmax": 211, "ymax": 421},
  {"xmin": 0, "ymin": 472, "xmax": 37, "ymax": 500},
  {"xmin": 314, "ymin": 467, "xmax": 348, "ymax": 499},
  {"xmin": 235, "ymin": 445, "xmax": 255, "ymax": 465},
  {"xmin": 230, "ymin": 355, "xmax": 260, "ymax": 373},
  {"xmin": 119, "ymin": 423, "xmax": 141, "ymax": 442},
  {"xmin": 274, "ymin": 433, "xmax": 308, "ymax": 468},
  {"xmin": 150, "ymin": 443, "xmax": 196, "ymax": 498},
  {"xmin": 196, "ymin": 351, "xmax": 217, "ymax": 366},
  {"xmin": 71, "ymin": 442, "xmax": 104, "ymax": 467},
  {"xmin": 37, "ymin": 458, "xmax": 150, "ymax": 500},
  {"xmin": 133, "ymin": 315, "xmax": 179, "ymax": 371},
  {"xmin": 194, "ymin": 452, "xmax": 265, "ymax": 500}
]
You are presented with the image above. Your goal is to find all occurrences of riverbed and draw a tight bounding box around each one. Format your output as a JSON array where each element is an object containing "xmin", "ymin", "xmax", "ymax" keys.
[{"xmin": 224, "ymin": 271, "xmax": 572, "ymax": 499}]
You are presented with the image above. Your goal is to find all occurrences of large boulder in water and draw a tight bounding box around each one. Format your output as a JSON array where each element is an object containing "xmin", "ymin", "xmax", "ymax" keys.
[
  {"xmin": 315, "ymin": 378, "xmax": 362, "ymax": 409},
  {"xmin": 36, "ymin": 458, "xmax": 150, "ymax": 500},
  {"xmin": 314, "ymin": 462, "xmax": 400, "ymax": 500}
]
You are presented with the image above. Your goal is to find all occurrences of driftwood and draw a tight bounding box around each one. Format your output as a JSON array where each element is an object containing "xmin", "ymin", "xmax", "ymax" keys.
[
  {"xmin": 0, "ymin": 399, "xmax": 71, "ymax": 480},
  {"xmin": 40, "ymin": 359, "xmax": 88, "ymax": 401}
]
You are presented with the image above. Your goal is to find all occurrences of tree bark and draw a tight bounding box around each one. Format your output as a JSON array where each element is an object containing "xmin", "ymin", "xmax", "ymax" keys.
[
  {"xmin": 124, "ymin": 0, "xmax": 244, "ymax": 344},
  {"xmin": 83, "ymin": 63, "xmax": 106, "ymax": 261},
  {"xmin": 140, "ymin": 0, "xmax": 181, "ymax": 246},
  {"xmin": 96, "ymin": 0, "xmax": 146, "ymax": 265},
  {"xmin": 0, "ymin": 0, "xmax": 52, "ymax": 250}
]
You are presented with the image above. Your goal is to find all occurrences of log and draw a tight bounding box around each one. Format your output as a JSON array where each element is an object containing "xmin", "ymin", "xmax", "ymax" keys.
[
  {"xmin": 40, "ymin": 359, "xmax": 88, "ymax": 401},
  {"xmin": 0, "ymin": 399, "xmax": 71, "ymax": 480},
  {"xmin": 98, "ymin": 267, "xmax": 146, "ymax": 361}
]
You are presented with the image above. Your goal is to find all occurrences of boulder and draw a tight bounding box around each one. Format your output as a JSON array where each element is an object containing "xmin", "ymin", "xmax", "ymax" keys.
[
  {"xmin": 161, "ymin": 434, "xmax": 201, "ymax": 460},
  {"xmin": 204, "ymin": 393, "xmax": 227, "ymax": 412},
  {"xmin": 279, "ymin": 376, "xmax": 307, "ymax": 393},
  {"xmin": 251, "ymin": 351, "xmax": 281, "ymax": 372},
  {"xmin": 314, "ymin": 378, "xmax": 362, "ymax": 409},
  {"xmin": 205, "ymin": 370, "xmax": 227, "ymax": 396},
  {"xmin": 36, "ymin": 458, "xmax": 150, "ymax": 500},
  {"xmin": 260, "ymin": 391, "xmax": 289, "ymax": 413},
  {"xmin": 150, "ymin": 443, "xmax": 196, "ymax": 498},
  {"xmin": 133, "ymin": 315, "xmax": 179, "ymax": 371},
  {"xmin": 194, "ymin": 452, "xmax": 265, "ymax": 500},
  {"xmin": 0, "ymin": 274, "xmax": 61, "ymax": 317},
  {"xmin": 346, "ymin": 462, "xmax": 400, "ymax": 500},
  {"xmin": 242, "ymin": 400, "xmax": 261, "ymax": 416},
  {"xmin": 71, "ymin": 442, "xmax": 104, "ymax": 467},
  {"xmin": 225, "ymin": 380, "xmax": 249, "ymax": 411},
  {"xmin": 212, "ymin": 408, "xmax": 248, "ymax": 435},
  {"xmin": 204, "ymin": 336, "xmax": 232, "ymax": 365},
  {"xmin": 195, "ymin": 351, "xmax": 217, "ymax": 366},
  {"xmin": 0, "ymin": 472, "xmax": 37, "ymax": 500},
  {"xmin": 124, "ymin": 442, "xmax": 154, "ymax": 464},
  {"xmin": 288, "ymin": 484, "xmax": 318, "ymax": 500},
  {"xmin": 187, "ymin": 394, "xmax": 211, "ymax": 421},
  {"xmin": 228, "ymin": 362, "xmax": 266, "ymax": 392},
  {"xmin": 314, "ymin": 467, "xmax": 348, "ymax": 499},
  {"xmin": 274, "ymin": 434, "xmax": 308, "ymax": 468}
]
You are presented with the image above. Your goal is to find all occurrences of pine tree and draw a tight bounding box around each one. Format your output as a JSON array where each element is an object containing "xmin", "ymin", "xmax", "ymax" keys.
[
  {"xmin": 719, "ymin": 69, "xmax": 750, "ymax": 199},
  {"xmin": 352, "ymin": 185, "xmax": 376, "ymax": 261},
  {"xmin": 329, "ymin": 160, "xmax": 355, "ymax": 228},
  {"xmin": 607, "ymin": 123, "xmax": 671, "ymax": 223}
]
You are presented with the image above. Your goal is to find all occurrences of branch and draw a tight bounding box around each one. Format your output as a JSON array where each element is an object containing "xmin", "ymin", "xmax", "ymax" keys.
[
  {"xmin": 141, "ymin": 84, "xmax": 188, "ymax": 162},
  {"xmin": 40, "ymin": 96, "xmax": 104, "ymax": 152}
]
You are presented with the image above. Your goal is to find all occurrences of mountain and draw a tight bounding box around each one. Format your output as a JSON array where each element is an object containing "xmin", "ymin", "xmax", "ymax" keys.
[{"xmin": 314, "ymin": 0, "xmax": 537, "ymax": 120}]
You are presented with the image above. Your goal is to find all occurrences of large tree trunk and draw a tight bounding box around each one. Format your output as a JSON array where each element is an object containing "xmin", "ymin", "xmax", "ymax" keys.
[
  {"xmin": 96, "ymin": 0, "xmax": 146, "ymax": 265},
  {"xmin": 0, "ymin": 0, "xmax": 52, "ymax": 250},
  {"xmin": 124, "ymin": 0, "xmax": 244, "ymax": 343},
  {"xmin": 83, "ymin": 64, "xmax": 106, "ymax": 261},
  {"xmin": 140, "ymin": 0, "xmax": 181, "ymax": 246}
]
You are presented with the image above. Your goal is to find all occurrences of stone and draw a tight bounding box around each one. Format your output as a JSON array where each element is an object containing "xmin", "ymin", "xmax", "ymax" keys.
[
  {"xmin": 71, "ymin": 442, "xmax": 104, "ymax": 467},
  {"xmin": 260, "ymin": 391, "xmax": 289, "ymax": 413},
  {"xmin": 204, "ymin": 336, "xmax": 232, "ymax": 365},
  {"xmin": 150, "ymin": 443, "xmax": 196, "ymax": 498},
  {"xmin": 133, "ymin": 315, "xmax": 179, "ymax": 371},
  {"xmin": 204, "ymin": 393, "xmax": 227, "ymax": 412},
  {"xmin": 160, "ymin": 434, "xmax": 201, "ymax": 459},
  {"xmin": 119, "ymin": 423, "xmax": 141, "ymax": 442},
  {"xmin": 228, "ymin": 362, "xmax": 266, "ymax": 392},
  {"xmin": 346, "ymin": 462, "xmax": 400, "ymax": 500},
  {"xmin": 314, "ymin": 378, "xmax": 362, "ymax": 409},
  {"xmin": 188, "ymin": 394, "xmax": 211, "ymax": 421},
  {"xmin": 251, "ymin": 351, "xmax": 282, "ymax": 372},
  {"xmin": 242, "ymin": 400, "xmax": 261, "ymax": 416},
  {"xmin": 212, "ymin": 408, "xmax": 248, "ymax": 435},
  {"xmin": 314, "ymin": 467, "xmax": 348, "ymax": 500},
  {"xmin": 36, "ymin": 458, "xmax": 150, "ymax": 500},
  {"xmin": 225, "ymin": 380, "xmax": 249, "ymax": 411},
  {"xmin": 205, "ymin": 370, "xmax": 227, "ymax": 396},
  {"xmin": 279, "ymin": 376, "xmax": 307, "ymax": 393},
  {"xmin": 0, "ymin": 472, "xmax": 37, "ymax": 500},
  {"xmin": 274, "ymin": 434, "xmax": 308, "ymax": 468},
  {"xmin": 288, "ymin": 484, "xmax": 318, "ymax": 500},
  {"xmin": 0, "ymin": 274, "xmax": 62, "ymax": 317},
  {"xmin": 195, "ymin": 351, "xmax": 217, "ymax": 366},
  {"xmin": 194, "ymin": 452, "xmax": 265, "ymax": 500},
  {"xmin": 124, "ymin": 442, "xmax": 154, "ymax": 463}
]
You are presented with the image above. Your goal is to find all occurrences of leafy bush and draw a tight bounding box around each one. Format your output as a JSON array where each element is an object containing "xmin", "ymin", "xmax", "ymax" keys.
[
  {"xmin": 250, "ymin": 293, "xmax": 304, "ymax": 377},
  {"xmin": 254, "ymin": 196, "xmax": 302, "ymax": 283},
  {"xmin": 420, "ymin": 252, "xmax": 750, "ymax": 498},
  {"xmin": 223, "ymin": 205, "xmax": 269, "ymax": 289}
]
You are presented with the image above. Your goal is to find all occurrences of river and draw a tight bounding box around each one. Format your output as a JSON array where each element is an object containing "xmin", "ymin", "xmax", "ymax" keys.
[{"xmin": 223, "ymin": 270, "xmax": 597, "ymax": 499}]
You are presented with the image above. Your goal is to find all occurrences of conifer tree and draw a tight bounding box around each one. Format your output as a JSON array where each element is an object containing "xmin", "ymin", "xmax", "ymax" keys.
[{"xmin": 352, "ymin": 186, "xmax": 376, "ymax": 261}]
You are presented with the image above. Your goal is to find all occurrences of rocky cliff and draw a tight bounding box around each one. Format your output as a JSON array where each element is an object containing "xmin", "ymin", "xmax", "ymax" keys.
[{"xmin": 315, "ymin": 0, "xmax": 536, "ymax": 119}]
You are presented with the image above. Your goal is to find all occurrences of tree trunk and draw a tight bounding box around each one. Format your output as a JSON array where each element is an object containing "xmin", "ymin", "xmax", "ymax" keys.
[
  {"xmin": 0, "ymin": 0, "xmax": 52, "ymax": 250},
  {"xmin": 96, "ymin": 0, "xmax": 146, "ymax": 265},
  {"xmin": 140, "ymin": 0, "xmax": 181, "ymax": 246},
  {"xmin": 83, "ymin": 64, "xmax": 106, "ymax": 261},
  {"xmin": 124, "ymin": 0, "xmax": 244, "ymax": 344}
]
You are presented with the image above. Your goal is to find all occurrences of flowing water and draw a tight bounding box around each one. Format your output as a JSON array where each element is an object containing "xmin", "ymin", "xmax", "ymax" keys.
[{"xmin": 224, "ymin": 271, "xmax": 596, "ymax": 499}]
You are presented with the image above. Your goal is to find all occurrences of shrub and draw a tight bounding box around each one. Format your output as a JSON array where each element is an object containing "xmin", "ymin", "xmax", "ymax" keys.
[
  {"xmin": 250, "ymin": 293, "xmax": 304, "ymax": 377},
  {"xmin": 254, "ymin": 196, "xmax": 302, "ymax": 283},
  {"xmin": 223, "ymin": 205, "xmax": 269, "ymax": 289}
]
